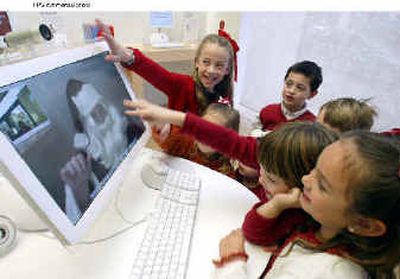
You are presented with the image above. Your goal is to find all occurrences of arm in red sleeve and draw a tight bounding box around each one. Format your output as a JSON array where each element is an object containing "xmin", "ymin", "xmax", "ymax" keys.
[
  {"xmin": 249, "ymin": 185, "xmax": 268, "ymax": 202},
  {"xmin": 259, "ymin": 104, "xmax": 281, "ymax": 131},
  {"xmin": 182, "ymin": 113, "xmax": 259, "ymax": 170},
  {"xmin": 242, "ymin": 202, "xmax": 307, "ymax": 246},
  {"xmin": 123, "ymin": 48, "xmax": 193, "ymax": 98}
]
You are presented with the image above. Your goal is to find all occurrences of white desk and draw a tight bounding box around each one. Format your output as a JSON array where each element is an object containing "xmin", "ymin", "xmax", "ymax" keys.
[{"xmin": 0, "ymin": 148, "xmax": 268, "ymax": 279}]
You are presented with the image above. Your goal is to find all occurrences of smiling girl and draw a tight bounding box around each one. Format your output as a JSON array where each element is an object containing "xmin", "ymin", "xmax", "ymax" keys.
[{"xmin": 215, "ymin": 131, "xmax": 400, "ymax": 278}]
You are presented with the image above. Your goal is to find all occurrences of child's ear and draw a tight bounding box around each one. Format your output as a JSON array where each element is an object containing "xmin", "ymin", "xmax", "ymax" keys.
[
  {"xmin": 347, "ymin": 216, "xmax": 386, "ymax": 237},
  {"xmin": 308, "ymin": 90, "xmax": 318, "ymax": 99}
]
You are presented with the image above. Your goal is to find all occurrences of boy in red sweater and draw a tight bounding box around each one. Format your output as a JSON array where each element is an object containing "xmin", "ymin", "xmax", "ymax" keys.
[{"xmin": 259, "ymin": 60, "xmax": 322, "ymax": 131}]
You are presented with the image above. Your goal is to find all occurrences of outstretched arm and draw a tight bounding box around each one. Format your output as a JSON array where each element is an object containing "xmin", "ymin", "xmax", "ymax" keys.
[
  {"xmin": 95, "ymin": 19, "xmax": 134, "ymax": 64},
  {"xmin": 124, "ymin": 99, "xmax": 259, "ymax": 169},
  {"xmin": 124, "ymin": 99, "xmax": 185, "ymax": 126},
  {"xmin": 96, "ymin": 19, "xmax": 192, "ymax": 100}
]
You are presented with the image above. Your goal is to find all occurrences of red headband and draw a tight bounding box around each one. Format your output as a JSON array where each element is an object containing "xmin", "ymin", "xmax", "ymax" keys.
[{"xmin": 218, "ymin": 20, "xmax": 240, "ymax": 81}]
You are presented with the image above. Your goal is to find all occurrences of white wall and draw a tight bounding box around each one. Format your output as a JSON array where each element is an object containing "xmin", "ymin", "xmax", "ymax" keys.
[
  {"xmin": 236, "ymin": 12, "xmax": 400, "ymax": 132},
  {"xmin": 7, "ymin": 12, "xmax": 240, "ymax": 47}
]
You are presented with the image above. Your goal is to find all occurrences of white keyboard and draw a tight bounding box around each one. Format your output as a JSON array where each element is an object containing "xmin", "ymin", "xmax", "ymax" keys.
[{"xmin": 130, "ymin": 169, "xmax": 201, "ymax": 279}]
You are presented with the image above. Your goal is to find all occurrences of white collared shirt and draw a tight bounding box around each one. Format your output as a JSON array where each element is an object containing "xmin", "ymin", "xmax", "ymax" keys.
[
  {"xmin": 212, "ymin": 243, "xmax": 367, "ymax": 279},
  {"xmin": 281, "ymin": 103, "xmax": 308, "ymax": 121}
]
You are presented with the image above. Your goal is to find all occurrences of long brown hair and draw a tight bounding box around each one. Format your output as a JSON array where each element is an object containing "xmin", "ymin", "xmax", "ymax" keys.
[
  {"xmin": 299, "ymin": 131, "xmax": 400, "ymax": 278},
  {"xmin": 258, "ymin": 121, "xmax": 338, "ymax": 189},
  {"xmin": 193, "ymin": 34, "xmax": 234, "ymax": 114}
]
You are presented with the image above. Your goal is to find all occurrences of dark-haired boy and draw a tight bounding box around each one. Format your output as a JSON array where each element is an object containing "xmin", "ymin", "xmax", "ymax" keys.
[{"xmin": 259, "ymin": 60, "xmax": 322, "ymax": 131}]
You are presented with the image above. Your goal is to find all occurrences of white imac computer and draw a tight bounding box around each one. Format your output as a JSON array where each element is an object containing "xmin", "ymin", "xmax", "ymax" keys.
[{"xmin": 0, "ymin": 41, "xmax": 150, "ymax": 245}]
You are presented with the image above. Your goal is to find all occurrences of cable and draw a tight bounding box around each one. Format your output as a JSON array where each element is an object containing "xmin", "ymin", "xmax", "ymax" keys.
[
  {"xmin": 114, "ymin": 182, "xmax": 144, "ymax": 225},
  {"xmin": 17, "ymin": 227, "xmax": 49, "ymax": 233},
  {"xmin": 36, "ymin": 217, "xmax": 146, "ymax": 246},
  {"xmin": 77, "ymin": 217, "xmax": 146, "ymax": 245},
  {"xmin": 21, "ymin": 181, "xmax": 149, "ymax": 245},
  {"xmin": 35, "ymin": 185, "xmax": 148, "ymax": 245}
]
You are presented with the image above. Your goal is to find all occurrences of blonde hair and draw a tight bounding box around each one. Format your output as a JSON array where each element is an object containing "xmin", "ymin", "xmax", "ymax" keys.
[
  {"xmin": 320, "ymin": 97, "xmax": 377, "ymax": 133},
  {"xmin": 203, "ymin": 103, "xmax": 240, "ymax": 131}
]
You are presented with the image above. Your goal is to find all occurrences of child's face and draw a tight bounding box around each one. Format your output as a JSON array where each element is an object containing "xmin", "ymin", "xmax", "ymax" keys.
[
  {"xmin": 258, "ymin": 166, "xmax": 291, "ymax": 199},
  {"xmin": 300, "ymin": 141, "xmax": 351, "ymax": 239},
  {"xmin": 196, "ymin": 111, "xmax": 227, "ymax": 154},
  {"xmin": 195, "ymin": 43, "xmax": 230, "ymax": 92},
  {"xmin": 282, "ymin": 72, "xmax": 316, "ymax": 112}
]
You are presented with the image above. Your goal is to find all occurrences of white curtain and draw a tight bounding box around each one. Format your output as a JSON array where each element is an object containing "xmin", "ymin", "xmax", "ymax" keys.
[{"xmin": 236, "ymin": 12, "xmax": 400, "ymax": 131}]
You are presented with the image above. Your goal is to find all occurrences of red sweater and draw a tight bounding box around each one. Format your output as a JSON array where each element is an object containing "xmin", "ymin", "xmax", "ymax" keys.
[
  {"xmin": 241, "ymin": 201, "xmax": 308, "ymax": 247},
  {"xmin": 153, "ymin": 126, "xmax": 236, "ymax": 179},
  {"xmin": 381, "ymin": 128, "xmax": 400, "ymax": 137},
  {"xmin": 182, "ymin": 113, "xmax": 260, "ymax": 171},
  {"xmin": 259, "ymin": 103, "xmax": 316, "ymax": 131},
  {"xmin": 123, "ymin": 48, "xmax": 199, "ymax": 113}
]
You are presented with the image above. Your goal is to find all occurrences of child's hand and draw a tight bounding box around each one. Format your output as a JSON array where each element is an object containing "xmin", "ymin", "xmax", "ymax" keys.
[
  {"xmin": 270, "ymin": 188, "xmax": 302, "ymax": 210},
  {"xmin": 124, "ymin": 99, "xmax": 186, "ymax": 127},
  {"xmin": 152, "ymin": 123, "xmax": 171, "ymax": 142},
  {"xmin": 95, "ymin": 19, "xmax": 133, "ymax": 64},
  {"xmin": 256, "ymin": 188, "xmax": 301, "ymax": 218},
  {"xmin": 159, "ymin": 123, "xmax": 171, "ymax": 142},
  {"xmin": 219, "ymin": 229, "xmax": 245, "ymax": 258}
]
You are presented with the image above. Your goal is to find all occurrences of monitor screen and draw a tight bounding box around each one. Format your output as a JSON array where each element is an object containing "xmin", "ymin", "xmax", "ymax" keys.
[{"xmin": 0, "ymin": 42, "xmax": 150, "ymax": 244}]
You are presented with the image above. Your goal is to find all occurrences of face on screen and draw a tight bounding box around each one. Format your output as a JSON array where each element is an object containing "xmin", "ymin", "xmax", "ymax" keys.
[
  {"xmin": 71, "ymin": 83, "xmax": 128, "ymax": 170},
  {"xmin": 0, "ymin": 52, "xmax": 146, "ymax": 225}
]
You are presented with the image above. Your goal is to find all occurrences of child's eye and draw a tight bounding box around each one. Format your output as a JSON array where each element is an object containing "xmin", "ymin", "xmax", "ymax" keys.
[
  {"xmin": 318, "ymin": 181, "xmax": 327, "ymax": 192},
  {"xmin": 296, "ymin": 85, "xmax": 306, "ymax": 92},
  {"xmin": 266, "ymin": 175, "xmax": 276, "ymax": 183}
]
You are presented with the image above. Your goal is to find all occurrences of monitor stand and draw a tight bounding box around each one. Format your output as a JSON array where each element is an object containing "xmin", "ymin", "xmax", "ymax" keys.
[
  {"xmin": 113, "ymin": 148, "xmax": 196, "ymax": 224},
  {"xmin": 0, "ymin": 174, "xmax": 48, "ymax": 256},
  {"xmin": 114, "ymin": 148, "xmax": 161, "ymax": 224}
]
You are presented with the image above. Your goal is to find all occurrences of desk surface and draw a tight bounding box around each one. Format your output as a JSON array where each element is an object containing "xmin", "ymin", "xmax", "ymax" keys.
[{"xmin": 0, "ymin": 148, "xmax": 267, "ymax": 279}]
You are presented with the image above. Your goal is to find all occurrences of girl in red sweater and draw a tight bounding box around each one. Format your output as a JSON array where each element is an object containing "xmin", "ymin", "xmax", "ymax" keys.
[
  {"xmin": 96, "ymin": 20, "xmax": 236, "ymax": 113},
  {"xmin": 95, "ymin": 19, "xmax": 238, "ymax": 148},
  {"xmin": 214, "ymin": 132, "xmax": 400, "ymax": 279}
]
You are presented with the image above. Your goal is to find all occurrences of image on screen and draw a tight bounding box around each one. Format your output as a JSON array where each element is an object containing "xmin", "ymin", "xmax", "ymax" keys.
[{"xmin": 0, "ymin": 51, "xmax": 145, "ymax": 225}]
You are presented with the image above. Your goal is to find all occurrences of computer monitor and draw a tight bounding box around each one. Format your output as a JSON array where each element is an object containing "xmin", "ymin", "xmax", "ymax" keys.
[{"xmin": 0, "ymin": 41, "xmax": 150, "ymax": 245}]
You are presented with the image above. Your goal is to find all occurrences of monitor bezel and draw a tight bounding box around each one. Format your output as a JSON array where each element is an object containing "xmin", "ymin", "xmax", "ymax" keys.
[{"xmin": 0, "ymin": 41, "xmax": 150, "ymax": 245}]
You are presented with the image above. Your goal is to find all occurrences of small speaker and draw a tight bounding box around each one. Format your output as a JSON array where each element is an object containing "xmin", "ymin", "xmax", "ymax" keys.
[
  {"xmin": 0, "ymin": 215, "xmax": 17, "ymax": 257},
  {"xmin": 39, "ymin": 24, "xmax": 53, "ymax": 41}
]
